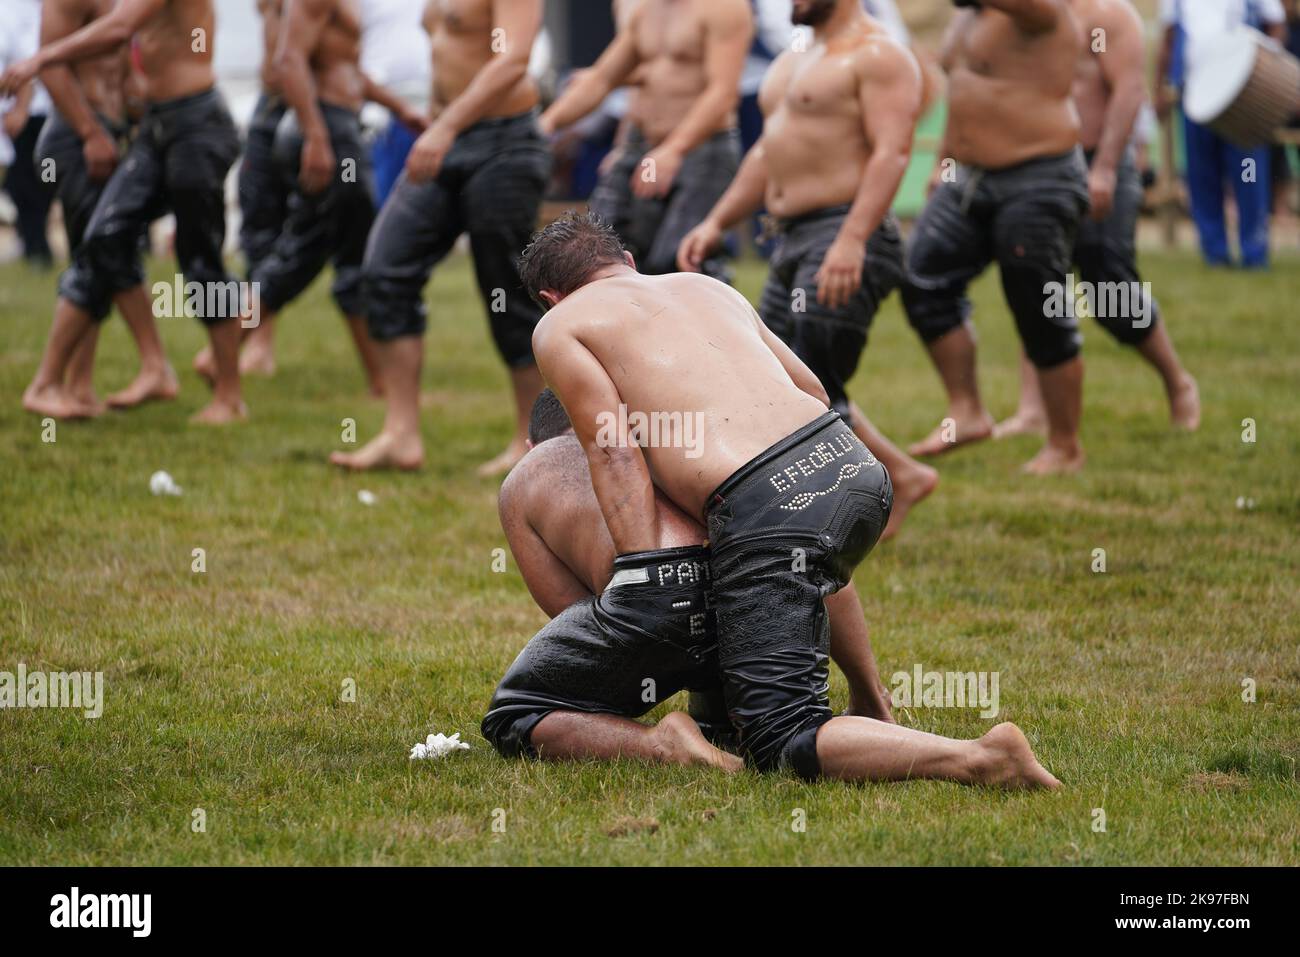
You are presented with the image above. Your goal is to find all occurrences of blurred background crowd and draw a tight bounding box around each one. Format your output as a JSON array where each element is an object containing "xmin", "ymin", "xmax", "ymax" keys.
[{"xmin": 3, "ymin": 0, "xmax": 1298, "ymax": 270}]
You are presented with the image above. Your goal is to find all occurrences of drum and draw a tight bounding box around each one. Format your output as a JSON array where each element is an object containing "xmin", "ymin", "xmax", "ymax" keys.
[{"xmin": 1184, "ymin": 26, "xmax": 1300, "ymax": 148}]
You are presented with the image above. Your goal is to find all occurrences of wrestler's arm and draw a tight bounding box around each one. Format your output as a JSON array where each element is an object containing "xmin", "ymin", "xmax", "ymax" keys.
[
  {"xmin": 275, "ymin": 0, "xmax": 335, "ymax": 192},
  {"xmin": 360, "ymin": 72, "xmax": 428, "ymax": 131},
  {"xmin": 1087, "ymin": 0, "xmax": 1145, "ymax": 215},
  {"xmin": 648, "ymin": 0, "xmax": 752, "ymax": 164},
  {"xmin": 1, "ymin": 0, "xmax": 164, "ymax": 91},
  {"xmin": 826, "ymin": 585, "xmax": 893, "ymax": 721},
  {"xmin": 38, "ymin": 1, "xmax": 100, "ymax": 143},
  {"xmin": 533, "ymin": 320, "xmax": 660, "ymax": 555},
  {"xmin": 979, "ymin": 0, "xmax": 1061, "ymax": 33},
  {"xmin": 815, "ymin": 38, "xmax": 920, "ymax": 310},
  {"xmin": 431, "ymin": 0, "xmax": 541, "ymax": 136},
  {"xmin": 540, "ymin": 15, "xmax": 639, "ymax": 134},
  {"xmin": 498, "ymin": 468, "xmax": 592, "ymax": 618},
  {"xmin": 676, "ymin": 142, "xmax": 767, "ymax": 271}
]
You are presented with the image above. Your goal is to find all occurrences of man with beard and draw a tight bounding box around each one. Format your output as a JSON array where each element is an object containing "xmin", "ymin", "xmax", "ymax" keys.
[
  {"xmin": 19, "ymin": 0, "xmax": 177, "ymax": 419},
  {"xmin": 193, "ymin": 0, "xmax": 425, "ymax": 395},
  {"xmin": 330, "ymin": 0, "xmax": 551, "ymax": 475},
  {"xmin": 2, "ymin": 0, "xmax": 246, "ymax": 424},
  {"xmin": 516, "ymin": 212, "xmax": 1061, "ymax": 788},
  {"xmin": 995, "ymin": 0, "xmax": 1200, "ymax": 439},
  {"xmin": 539, "ymin": 0, "xmax": 753, "ymax": 282},
  {"xmin": 900, "ymin": 0, "xmax": 1090, "ymax": 474},
  {"xmin": 678, "ymin": 0, "xmax": 938, "ymax": 542}
]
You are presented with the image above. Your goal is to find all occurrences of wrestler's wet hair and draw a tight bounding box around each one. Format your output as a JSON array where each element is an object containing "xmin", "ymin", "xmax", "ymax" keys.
[
  {"xmin": 528, "ymin": 388, "xmax": 573, "ymax": 445},
  {"xmin": 518, "ymin": 209, "xmax": 627, "ymax": 307}
]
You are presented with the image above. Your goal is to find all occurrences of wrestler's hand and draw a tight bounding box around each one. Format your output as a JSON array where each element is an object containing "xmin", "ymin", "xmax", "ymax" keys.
[
  {"xmin": 597, "ymin": 143, "xmax": 623, "ymax": 177},
  {"xmin": 537, "ymin": 111, "xmax": 557, "ymax": 138},
  {"xmin": 1087, "ymin": 166, "xmax": 1116, "ymax": 221},
  {"xmin": 2, "ymin": 105, "xmax": 28, "ymax": 141},
  {"xmin": 632, "ymin": 144, "xmax": 682, "ymax": 199},
  {"xmin": 82, "ymin": 127, "xmax": 119, "ymax": 182},
  {"xmin": 815, "ymin": 234, "xmax": 866, "ymax": 310},
  {"xmin": 396, "ymin": 105, "xmax": 430, "ymax": 135},
  {"xmin": 406, "ymin": 121, "xmax": 455, "ymax": 182},
  {"xmin": 299, "ymin": 133, "xmax": 336, "ymax": 194},
  {"xmin": 677, "ymin": 218, "xmax": 723, "ymax": 272},
  {"xmin": 0, "ymin": 56, "xmax": 39, "ymax": 99}
]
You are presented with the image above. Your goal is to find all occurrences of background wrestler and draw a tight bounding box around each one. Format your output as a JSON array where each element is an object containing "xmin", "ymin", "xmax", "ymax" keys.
[
  {"xmin": 2, "ymin": 0, "xmax": 246, "ymax": 424},
  {"xmin": 900, "ymin": 0, "xmax": 1089, "ymax": 474},
  {"xmin": 678, "ymin": 0, "xmax": 938, "ymax": 542},
  {"xmin": 995, "ymin": 0, "xmax": 1199, "ymax": 438},
  {"xmin": 522, "ymin": 213, "xmax": 1060, "ymax": 789},
  {"xmin": 331, "ymin": 0, "xmax": 551, "ymax": 475},
  {"xmin": 17, "ymin": 0, "xmax": 176, "ymax": 419},
  {"xmin": 193, "ymin": 0, "xmax": 425, "ymax": 395},
  {"xmin": 539, "ymin": 0, "xmax": 753, "ymax": 281},
  {"xmin": 485, "ymin": 388, "xmax": 895, "ymax": 768}
]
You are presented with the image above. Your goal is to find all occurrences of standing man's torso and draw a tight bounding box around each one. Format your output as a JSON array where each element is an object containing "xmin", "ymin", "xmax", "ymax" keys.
[
  {"xmin": 423, "ymin": 0, "xmax": 538, "ymax": 120},
  {"xmin": 51, "ymin": 0, "xmax": 130, "ymax": 123},
  {"xmin": 133, "ymin": 0, "xmax": 217, "ymax": 102},
  {"xmin": 941, "ymin": 4, "xmax": 1081, "ymax": 169},
  {"xmin": 626, "ymin": 0, "xmax": 735, "ymax": 144},
  {"xmin": 757, "ymin": 21, "xmax": 898, "ymax": 219}
]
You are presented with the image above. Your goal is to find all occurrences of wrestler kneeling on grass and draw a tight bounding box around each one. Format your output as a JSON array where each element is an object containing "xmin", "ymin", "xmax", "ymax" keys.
[
  {"xmin": 483, "ymin": 389, "xmax": 895, "ymax": 769},
  {"xmin": 503, "ymin": 212, "xmax": 1060, "ymax": 788}
]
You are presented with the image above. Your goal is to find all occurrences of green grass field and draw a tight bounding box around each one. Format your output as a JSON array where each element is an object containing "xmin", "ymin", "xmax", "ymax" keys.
[{"xmin": 1, "ymin": 248, "xmax": 1297, "ymax": 866}]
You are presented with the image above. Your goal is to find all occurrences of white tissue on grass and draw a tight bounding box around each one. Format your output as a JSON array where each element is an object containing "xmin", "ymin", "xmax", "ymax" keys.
[
  {"xmin": 357, "ymin": 489, "xmax": 377, "ymax": 506},
  {"xmin": 409, "ymin": 731, "xmax": 470, "ymax": 761},
  {"xmin": 149, "ymin": 470, "xmax": 182, "ymax": 496}
]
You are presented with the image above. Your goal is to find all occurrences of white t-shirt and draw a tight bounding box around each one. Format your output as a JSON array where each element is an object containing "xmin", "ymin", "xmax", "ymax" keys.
[
  {"xmin": 360, "ymin": 0, "xmax": 431, "ymax": 96},
  {"xmin": 1160, "ymin": 0, "xmax": 1286, "ymax": 66},
  {"xmin": 0, "ymin": 0, "xmax": 53, "ymax": 118}
]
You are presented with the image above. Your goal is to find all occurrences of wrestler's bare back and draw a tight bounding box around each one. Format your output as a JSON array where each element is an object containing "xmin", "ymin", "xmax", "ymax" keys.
[
  {"xmin": 532, "ymin": 271, "xmax": 829, "ymax": 520},
  {"xmin": 1068, "ymin": 0, "xmax": 1142, "ymax": 150}
]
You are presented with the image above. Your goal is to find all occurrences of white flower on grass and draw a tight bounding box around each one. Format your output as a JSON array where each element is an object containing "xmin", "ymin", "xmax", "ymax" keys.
[{"xmin": 409, "ymin": 731, "xmax": 470, "ymax": 760}]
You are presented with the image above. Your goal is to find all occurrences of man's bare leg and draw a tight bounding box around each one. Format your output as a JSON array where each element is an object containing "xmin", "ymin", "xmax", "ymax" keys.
[
  {"xmin": 908, "ymin": 323, "xmax": 995, "ymax": 457},
  {"xmin": 1023, "ymin": 355, "xmax": 1085, "ymax": 475},
  {"xmin": 194, "ymin": 308, "xmax": 275, "ymax": 381},
  {"xmin": 330, "ymin": 335, "xmax": 425, "ymax": 470},
  {"xmin": 847, "ymin": 402, "xmax": 938, "ymax": 542},
  {"xmin": 476, "ymin": 362, "xmax": 544, "ymax": 477},
  {"xmin": 344, "ymin": 313, "xmax": 384, "ymax": 397},
  {"xmin": 530, "ymin": 710, "xmax": 742, "ymax": 771},
  {"xmin": 826, "ymin": 585, "xmax": 894, "ymax": 722},
  {"xmin": 23, "ymin": 297, "xmax": 99, "ymax": 418},
  {"xmin": 993, "ymin": 352, "xmax": 1048, "ymax": 439},
  {"xmin": 104, "ymin": 284, "xmax": 179, "ymax": 408},
  {"xmin": 191, "ymin": 318, "xmax": 247, "ymax": 424},
  {"xmin": 1136, "ymin": 323, "xmax": 1200, "ymax": 430},
  {"xmin": 65, "ymin": 325, "xmax": 107, "ymax": 417},
  {"xmin": 816, "ymin": 717, "xmax": 1061, "ymax": 789}
]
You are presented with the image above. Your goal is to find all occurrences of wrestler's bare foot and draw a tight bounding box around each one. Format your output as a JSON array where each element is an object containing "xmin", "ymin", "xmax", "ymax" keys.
[
  {"xmin": 190, "ymin": 397, "xmax": 248, "ymax": 425},
  {"xmin": 1168, "ymin": 374, "xmax": 1200, "ymax": 431},
  {"xmin": 329, "ymin": 430, "xmax": 424, "ymax": 471},
  {"xmin": 23, "ymin": 382, "xmax": 90, "ymax": 419},
  {"xmin": 192, "ymin": 346, "xmax": 216, "ymax": 385},
  {"xmin": 880, "ymin": 462, "xmax": 938, "ymax": 542},
  {"xmin": 651, "ymin": 712, "xmax": 743, "ymax": 772},
  {"xmin": 475, "ymin": 438, "xmax": 527, "ymax": 478},
  {"xmin": 1022, "ymin": 442, "xmax": 1085, "ymax": 476},
  {"xmin": 65, "ymin": 386, "xmax": 108, "ymax": 418},
  {"xmin": 239, "ymin": 341, "xmax": 276, "ymax": 378},
  {"xmin": 993, "ymin": 409, "xmax": 1048, "ymax": 440},
  {"xmin": 106, "ymin": 363, "xmax": 179, "ymax": 409},
  {"xmin": 969, "ymin": 722, "xmax": 1061, "ymax": 790},
  {"xmin": 907, "ymin": 410, "xmax": 994, "ymax": 458}
]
